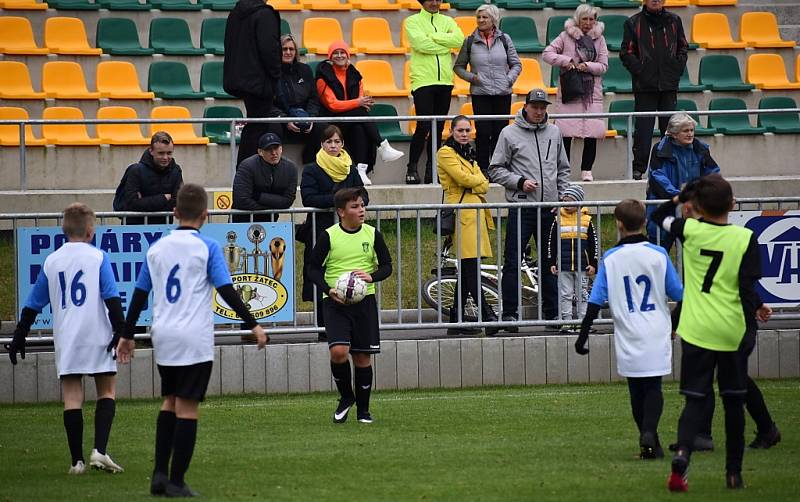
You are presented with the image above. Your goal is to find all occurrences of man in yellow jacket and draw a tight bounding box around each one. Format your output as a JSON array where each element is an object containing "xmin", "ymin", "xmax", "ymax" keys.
[{"xmin": 404, "ymin": 0, "xmax": 464, "ymax": 185}]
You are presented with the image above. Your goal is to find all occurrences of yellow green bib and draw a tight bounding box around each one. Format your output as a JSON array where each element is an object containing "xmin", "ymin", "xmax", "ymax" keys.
[{"xmin": 324, "ymin": 224, "xmax": 378, "ymax": 296}]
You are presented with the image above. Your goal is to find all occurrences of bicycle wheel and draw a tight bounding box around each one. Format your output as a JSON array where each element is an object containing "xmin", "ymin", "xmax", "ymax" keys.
[{"xmin": 423, "ymin": 275, "xmax": 500, "ymax": 322}]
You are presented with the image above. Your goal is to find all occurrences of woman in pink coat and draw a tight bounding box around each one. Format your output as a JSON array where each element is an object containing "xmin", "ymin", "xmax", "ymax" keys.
[{"xmin": 543, "ymin": 5, "xmax": 608, "ymax": 182}]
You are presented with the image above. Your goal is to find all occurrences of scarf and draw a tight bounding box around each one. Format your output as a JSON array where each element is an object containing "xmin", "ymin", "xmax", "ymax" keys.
[
  {"xmin": 575, "ymin": 34, "xmax": 597, "ymax": 106},
  {"xmin": 444, "ymin": 136, "xmax": 476, "ymax": 163},
  {"xmin": 315, "ymin": 147, "xmax": 352, "ymax": 182}
]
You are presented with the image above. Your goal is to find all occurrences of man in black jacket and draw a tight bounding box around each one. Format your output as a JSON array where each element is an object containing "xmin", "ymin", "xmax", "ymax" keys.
[
  {"xmin": 620, "ymin": 0, "xmax": 688, "ymax": 180},
  {"xmin": 224, "ymin": 0, "xmax": 282, "ymax": 165},
  {"xmin": 232, "ymin": 132, "xmax": 298, "ymax": 222}
]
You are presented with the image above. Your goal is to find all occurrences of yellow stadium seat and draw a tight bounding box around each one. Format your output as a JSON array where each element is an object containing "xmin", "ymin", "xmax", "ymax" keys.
[
  {"xmin": 740, "ymin": 12, "xmax": 797, "ymax": 48},
  {"xmin": 401, "ymin": 18, "xmax": 410, "ymax": 52},
  {"xmin": 690, "ymin": 0, "xmax": 736, "ymax": 6},
  {"xmin": 692, "ymin": 13, "xmax": 747, "ymax": 49},
  {"xmin": 42, "ymin": 61, "xmax": 101, "ymax": 99},
  {"xmin": 452, "ymin": 74, "xmax": 470, "ymax": 96},
  {"xmin": 352, "ymin": 0, "xmax": 401, "ymax": 10},
  {"xmin": 454, "ymin": 16, "xmax": 477, "ymax": 38},
  {"xmin": 302, "ymin": 18, "xmax": 355, "ymax": 55},
  {"xmin": 267, "ymin": 0, "xmax": 305, "ymax": 10},
  {"xmin": 403, "ymin": 60, "xmax": 411, "ymax": 91},
  {"xmin": 306, "ymin": 0, "xmax": 352, "ymax": 10},
  {"xmin": 0, "ymin": 0, "xmax": 48, "ymax": 10},
  {"xmin": 97, "ymin": 106, "xmax": 150, "ymax": 145},
  {"xmin": 746, "ymin": 53, "xmax": 800, "ymax": 90},
  {"xmin": 355, "ymin": 60, "xmax": 408, "ymax": 96},
  {"xmin": 663, "ymin": 0, "xmax": 689, "ymax": 6},
  {"xmin": 150, "ymin": 106, "xmax": 209, "ymax": 145},
  {"xmin": 42, "ymin": 107, "xmax": 102, "ymax": 146},
  {"xmin": 0, "ymin": 107, "xmax": 47, "ymax": 146},
  {"xmin": 509, "ymin": 100, "xmax": 524, "ymax": 124},
  {"xmin": 0, "ymin": 61, "xmax": 47, "ymax": 99},
  {"xmin": 44, "ymin": 17, "xmax": 102, "ymax": 56},
  {"xmin": 406, "ymin": 104, "xmax": 452, "ymax": 139},
  {"xmin": 96, "ymin": 61, "xmax": 155, "ymax": 99},
  {"xmin": 513, "ymin": 58, "xmax": 557, "ymax": 95},
  {"xmin": 0, "ymin": 17, "xmax": 49, "ymax": 54},
  {"xmin": 797, "ymin": 54, "xmax": 800, "ymax": 83},
  {"xmin": 352, "ymin": 18, "xmax": 406, "ymax": 54}
]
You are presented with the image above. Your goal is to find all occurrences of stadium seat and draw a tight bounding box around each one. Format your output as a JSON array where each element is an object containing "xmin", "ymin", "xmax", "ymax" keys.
[
  {"xmin": 513, "ymin": 58, "xmax": 557, "ymax": 95},
  {"xmin": 403, "ymin": 60, "xmax": 411, "ymax": 91},
  {"xmin": 664, "ymin": 0, "xmax": 690, "ymax": 5},
  {"xmin": 746, "ymin": 54, "xmax": 800, "ymax": 90},
  {"xmin": 547, "ymin": 0, "xmax": 581, "ymax": 9},
  {"xmin": 400, "ymin": 18, "xmax": 410, "ymax": 51},
  {"xmin": 200, "ymin": 18, "xmax": 226, "ymax": 56},
  {"xmin": 698, "ymin": 55, "xmax": 755, "ymax": 91},
  {"xmin": 757, "ymin": 96, "xmax": 800, "ymax": 133},
  {"xmin": 740, "ymin": 12, "xmax": 797, "ymax": 48},
  {"xmin": 42, "ymin": 61, "xmax": 101, "ymax": 99},
  {"xmin": 707, "ymin": 98, "xmax": 766, "ymax": 135},
  {"xmin": 203, "ymin": 105, "xmax": 243, "ymax": 144},
  {"xmin": 44, "ymin": 17, "xmax": 103, "ymax": 56},
  {"xmin": 496, "ymin": 0, "xmax": 545, "ymax": 8},
  {"xmin": 96, "ymin": 106, "xmax": 150, "ymax": 145},
  {"xmin": 148, "ymin": 62, "xmax": 208, "ymax": 99},
  {"xmin": 0, "ymin": 62, "xmax": 46, "ymax": 99},
  {"xmin": 42, "ymin": 107, "xmax": 102, "ymax": 146},
  {"xmin": 0, "ymin": 107, "xmax": 47, "ymax": 146},
  {"xmin": 96, "ymin": 18, "xmax": 154, "ymax": 56},
  {"xmin": 675, "ymin": 99, "xmax": 717, "ymax": 135},
  {"xmin": 306, "ymin": 0, "xmax": 353, "ymax": 10},
  {"xmin": 690, "ymin": 0, "xmax": 736, "ymax": 6},
  {"xmin": 607, "ymin": 99, "xmax": 659, "ymax": 137},
  {"xmin": 546, "ymin": 16, "xmax": 571, "ymax": 45},
  {"xmin": 99, "ymin": 0, "xmax": 152, "ymax": 10},
  {"xmin": 598, "ymin": 15, "xmax": 626, "ymax": 52},
  {"xmin": 452, "ymin": 74, "xmax": 470, "ymax": 96},
  {"xmin": 0, "ymin": 0, "xmax": 48, "ymax": 9},
  {"xmin": 96, "ymin": 61, "xmax": 155, "ymax": 99},
  {"xmin": 280, "ymin": 18, "xmax": 292, "ymax": 34},
  {"xmin": 499, "ymin": 17, "xmax": 545, "ymax": 53},
  {"xmin": 355, "ymin": 60, "xmax": 408, "ymax": 96},
  {"xmin": 591, "ymin": 0, "xmax": 639, "ymax": 7},
  {"xmin": 454, "ymin": 17, "xmax": 477, "ymax": 38},
  {"xmin": 679, "ymin": 67, "xmax": 708, "ymax": 92},
  {"xmin": 352, "ymin": 0, "xmax": 401, "ymax": 10},
  {"xmin": 46, "ymin": 0, "xmax": 100, "ymax": 9},
  {"xmin": 150, "ymin": 106, "xmax": 210, "ymax": 145},
  {"xmin": 200, "ymin": 61, "xmax": 234, "ymax": 98},
  {"xmin": 151, "ymin": 0, "xmax": 202, "ymax": 10},
  {"xmin": 352, "ymin": 18, "xmax": 406, "ymax": 54},
  {"xmin": 691, "ymin": 13, "xmax": 747, "ymax": 49},
  {"xmin": 448, "ymin": 0, "xmax": 483, "ymax": 8},
  {"xmin": 406, "ymin": 104, "xmax": 452, "ymax": 139},
  {"xmin": 0, "ymin": 17, "xmax": 49, "ymax": 55},
  {"xmin": 149, "ymin": 18, "xmax": 207, "ymax": 55},
  {"xmin": 204, "ymin": 0, "xmax": 236, "ymax": 9},
  {"xmin": 550, "ymin": 65, "xmax": 560, "ymax": 88},
  {"xmin": 307, "ymin": 60, "xmax": 322, "ymax": 76},
  {"xmin": 368, "ymin": 103, "xmax": 411, "ymax": 142},
  {"xmin": 602, "ymin": 58, "xmax": 632, "ymax": 93},
  {"xmin": 303, "ymin": 18, "xmax": 354, "ymax": 55},
  {"xmin": 797, "ymin": 54, "xmax": 800, "ymax": 83}
]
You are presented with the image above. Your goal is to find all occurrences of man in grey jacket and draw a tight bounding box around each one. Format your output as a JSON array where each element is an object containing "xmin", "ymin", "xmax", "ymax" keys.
[{"xmin": 488, "ymin": 89, "xmax": 570, "ymax": 332}]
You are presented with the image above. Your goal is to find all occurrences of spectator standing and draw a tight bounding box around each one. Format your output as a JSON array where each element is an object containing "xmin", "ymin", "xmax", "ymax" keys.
[
  {"xmin": 620, "ymin": 0, "xmax": 688, "ymax": 180},
  {"xmin": 543, "ymin": 5, "xmax": 608, "ymax": 182},
  {"xmin": 232, "ymin": 132, "xmax": 298, "ymax": 223},
  {"xmin": 453, "ymin": 4, "xmax": 521, "ymax": 173},
  {"xmin": 488, "ymin": 89, "xmax": 570, "ymax": 329},
  {"xmin": 404, "ymin": 0, "xmax": 464, "ymax": 184},
  {"xmin": 224, "ymin": 0, "xmax": 282, "ymax": 165}
]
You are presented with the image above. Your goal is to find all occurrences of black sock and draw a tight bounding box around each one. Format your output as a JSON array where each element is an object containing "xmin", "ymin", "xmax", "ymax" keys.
[
  {"xmin": 154, "ymin": 410, "xmax": 177, "ymax": 475},
  {"xmin": 722, "ymin": 395, "xmax": 745, "ymax": 473},
  {"xmin": 170, "ymin": 418, "xmax": 198, "ymax": 487},
  {"xmin": 641, "ymin": 386, "xmax": 664, "ymax": 435},
  {"xmin": 93, "ymin": 398, "xmax": 115, "ymax": 455},
  {"xmin": 677, "ymin": 396, "xmax": 704, "ymax": 459},
  {"xmin": 354, "ymin": 365, "xmax": 373, "ymax": 415},
  {"xmin": 745, "ymin": 377, "xmax": 774, "ymax": 433},
  {"xmin": 331, "ymin": 361, "xmax": 354, "ymax": 402},
  {"xmin": 63, "ymin": 409, "xmax": 84, "ymax": 465}
]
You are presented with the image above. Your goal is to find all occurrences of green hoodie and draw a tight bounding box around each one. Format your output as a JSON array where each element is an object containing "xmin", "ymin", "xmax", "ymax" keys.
[{"xmin": 405, "ymin": 10, "xmax": 464, "ymax": 91}]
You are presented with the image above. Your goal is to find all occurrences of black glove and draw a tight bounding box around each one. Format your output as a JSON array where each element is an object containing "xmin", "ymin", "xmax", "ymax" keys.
[
  {"xmin": 5, "ymin": 327, "xmax": 27, "ymax": 365},
  {"xmin": 106, "ymin": 332, "xmax": 121, "ymax": 359},
  {"xmin": 574, "ymin": 334, "xmax": 589, "ymax": 355},
  {"xmin": 678, "ymin": 178, "xmax": 701, "ymax": 203}
]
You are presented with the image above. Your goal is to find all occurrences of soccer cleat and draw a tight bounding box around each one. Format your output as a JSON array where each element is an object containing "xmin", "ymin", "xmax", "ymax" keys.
[
  {"xmin": 164, "ymin": 481, "xmax": 199, "ymax": 498},
  {"xmin": 377, "ymin": 139, "xmax": 404, "ymax": 163},
  {"xmin": 501, "ymin": 314, "xmax": 519, "ymax": 333},
  {"xmin": 68, "ymin": 460, "xmax": 85, "ymax": 475},
  {"xmin": 356, "ymin": 163, "xmax": 373, "ymax": 186},
  {"xmin": 333, "ymin": 397, "xmax": 355, "ymax": 423},
  {"xmin": 151, "ymin": 471, "xmax": 169, "ymax": 496},
  {"xmin": 726, "ymin": 471, "xmax": 744, "ymax": 489},
  {"xmin": 667, "ymin": 454, "xmax": 689, "ymax": 492},
  {"xmin": 669, "ymin": 434, "xmax": 714, "ymax": 453},
  {"xmin": 749, "ymin": 423, "xmax": 781, "ymax": 449},
  {"xmin": 357, "ymin": 413, "xmax": 374, "ymax": 424},
  {"xmin": 89, "ymin": 449, "xmax": 124, "ymax": 473}
]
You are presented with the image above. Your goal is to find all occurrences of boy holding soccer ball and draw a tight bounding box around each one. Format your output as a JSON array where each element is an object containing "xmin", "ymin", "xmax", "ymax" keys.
[{"xmin": 307, "ymin": 187, "xmax": 392, "ymax": 424}]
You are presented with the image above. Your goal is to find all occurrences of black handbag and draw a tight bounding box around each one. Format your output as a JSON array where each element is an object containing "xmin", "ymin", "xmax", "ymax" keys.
[
  {"xmin": 559, "ymin": 67, "xmax": 585, "ymax": 104},
  {"xmin": 435, "ymin": 189, "xmax": 467, "ymax": 236}
]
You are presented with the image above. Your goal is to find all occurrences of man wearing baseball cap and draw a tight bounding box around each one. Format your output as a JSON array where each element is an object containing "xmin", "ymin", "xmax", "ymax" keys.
[
  {"xmin": 486, "ymin": 88, "xmax": 571, "ymax": 334},
  {"xmin": 232, "ymin": 132, "xmax": 298, "ymax": 223}
]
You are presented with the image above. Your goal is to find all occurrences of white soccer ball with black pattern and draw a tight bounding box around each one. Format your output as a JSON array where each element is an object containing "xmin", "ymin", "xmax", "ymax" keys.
[{"xmin": 334, "ymin": 271, "xmax": 368, "ymax": 304}]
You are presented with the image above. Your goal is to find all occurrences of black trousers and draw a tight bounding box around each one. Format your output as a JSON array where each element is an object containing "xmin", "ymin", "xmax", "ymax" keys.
[
  {"xmin": 267, "ymin": 121, "xmax": 327, "ymax": 166},
  {"xmin": 471, "ymin": 94, "xmax": 512, "ymax": 171},
  {"xmin": 240, "ymin": 94, "xmax": 274, "ymax": 166},
  {"xmin": 627, "ymin": 376, "xmax": 664, "ymax": 437},
  {"xmin": 563, "ymin": 137, "xmax": 597, "ymax": 172},
  {"xmin": 409, "ymin": 85, "xmax": 453, "ymax": 170},
  {"xmin": 632, "ymin": 90, "xmax": 676, "ymax": 174},
  {"xmin": 450, "ymin": 257, "xmax": 494, "ymax": 321},
  {"xmin": 331, "ymin": 108, "xmax": 382, "ymax": 172}
]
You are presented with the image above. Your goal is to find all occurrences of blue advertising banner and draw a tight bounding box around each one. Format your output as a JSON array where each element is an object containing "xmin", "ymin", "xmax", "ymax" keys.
[{"xmin": 17, "ymin": 223, "xmax": 295, "ymax": 329}]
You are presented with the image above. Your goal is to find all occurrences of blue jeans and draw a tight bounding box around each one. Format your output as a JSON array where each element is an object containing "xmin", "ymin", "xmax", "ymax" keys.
[{"xmin": 501, "ymin": 207, "xmax": 558, "ymax": 319}]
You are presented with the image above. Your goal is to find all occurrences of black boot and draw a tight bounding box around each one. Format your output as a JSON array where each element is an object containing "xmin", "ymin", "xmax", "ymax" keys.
[
  {"xmin": 483, "ymin": 306, "xmax": 500, "ymax": 336},
  {"xmin": 423, "ymin": 163, "xmax": 433, "ymax": 184},
  {"xmin": 405, "ymin": 165, "xmax": 420, "ymax": 185}
]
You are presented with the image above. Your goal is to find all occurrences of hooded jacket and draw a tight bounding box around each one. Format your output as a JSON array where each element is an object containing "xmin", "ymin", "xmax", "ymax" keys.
[
  {"xmin": 453, "ymin": 28, "xmax": 521, "ymax": 96},
  {"xmin": 546, "ymin": 207, "xmax": 598, "ymax": 272},
  {"xmin": 620, "ymin": 7, "xmax": 688, "ymax": 92},
  {"xmin": 405, "ymin": 9, "xmax": 464, "ymax": 91},
  {"xmin": 487, "ymin": 109, "xmax": 571, "ymax": 203},
  {"xmin": 121, "ymin": 149, "xmax": 183, "ymax": 224},
  {"xmin": 223, "ymin": 0, "xmax": 282, "ymax": 99}
]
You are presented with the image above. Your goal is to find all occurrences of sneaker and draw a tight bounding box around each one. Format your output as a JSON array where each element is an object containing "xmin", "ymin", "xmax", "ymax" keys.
[
  {"xmin": 68, "ymin": 460, "xmax": 85, "ymax": 475},
  {"xmin": 164, "ymin": 481, "xmax": 199, "ymax": 498},
  {"xmin": 377, "ymin": 139, "xmax": 404, "ymax": 162},
  {"xmin": 357, "ymin": 413, "xmax": 374, "ymax": 424},
  {"xmin": 749, "ymin": 423, "xmax": 781, "ymax": 449},
  {"xmin": 639, "ymin": 432, "xmax": 663, "ymax": 460},
  {"xmin": 726, "ymin": 471, "xmax": 744, "ymax": 489},
  {"xmin": 151, "ymin": 471, "xmax": 169, "ymax": 496},
  {"xmin": 667, "ymin": 454, "xmax": 689, "ymax": 492},
  {"xmin": 501, "ymin": 314, "xmax": 519, "ymax": 333},
  {"xmin": 446, "ymin": 327, "xmax": 482, "ymax": 336},
  {"xmin": 333, "ymin": 396, "xmax": 355, "ymax": 423},
  {"xmin": 356, "ymin": 163, "xmax": 373, "ymax": 185},
  {"xmin": 581, "ymin": 170, "xmax": 593, "ymax": 182},
  {"xmin": 89, "ymin": 449, "xmax": 124, "ymax": 473},
  {"xmin": 632, "ymin": 170, "xmax": 643, "ymax": 181}
]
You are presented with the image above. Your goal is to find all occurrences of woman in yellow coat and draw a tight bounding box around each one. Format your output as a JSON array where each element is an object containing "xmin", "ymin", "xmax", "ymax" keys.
[{"xmin": 437, "ymin": 115, "xmax": 498, "ymax": 336}]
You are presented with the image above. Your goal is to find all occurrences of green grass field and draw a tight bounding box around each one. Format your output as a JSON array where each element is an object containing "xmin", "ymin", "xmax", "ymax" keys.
[{"xmin": 1, "ymin": 380, "xmax": 797, "ymax": 501}]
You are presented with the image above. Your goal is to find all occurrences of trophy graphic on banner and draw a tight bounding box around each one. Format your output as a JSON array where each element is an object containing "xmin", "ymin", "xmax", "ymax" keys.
[
  {"xmin": 223, "ymin": 230, "xmax": 246, "ymax": 274},
  {"xmin": 245, "ymin": 224, "xmax": 268, "ymax": 275}
]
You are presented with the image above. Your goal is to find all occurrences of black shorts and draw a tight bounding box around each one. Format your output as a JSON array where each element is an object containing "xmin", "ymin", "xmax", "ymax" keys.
[
  {"xmin": 158, "ymin": 361, "xmax": 213, "ymax": 402},
  {"xmin": 323, "ymin": 294, "xmax": 380, "ymax": 354},
  {"xmin": 679, "ymin": 333, "xmax": 752, "ymax": 398}
]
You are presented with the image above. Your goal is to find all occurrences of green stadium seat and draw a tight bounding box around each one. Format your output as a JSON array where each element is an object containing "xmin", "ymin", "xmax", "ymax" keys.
[
  {"xmin": 151, "ymin": 0, "xmax": 202, "ymax": 9},
  {"xmin": 546, "ymin": 16, "xmax": 570, "ymax": 45},
  {"xmin": 448, "ymin": 0, "xmax": 485, "ymax": 8},
  {"xmin": 599, "ymin": 15, "xmax": 627, "ymax": 51},
  {"xmin": 201, "ymin": 18, "xmax": 226, "ymax": 56},
  {"xmin": 608, "ymin": 99, "xmax": 659, "ymax": 137},
  {"xmin": 369, "ymin": 103, "xmax": 412, "ymax": 142},
  {"xmin": 675, "ymin": 99, "xmax": 717, "ymax": 135},
  {"xmin": 200, "ymin": 61, "xmax": 233, "ymax": 98},
  {"xmin": 547, "ymin": 0, "xmax": 581, "ymax": 9},
  {"xmin": 203, "ymin": 105, "xmax": 243, "ymax": 143},
  {"xmin": 307, "ymin": 60, "xmax": 323, "ymax": 77},
  {"xmin": 496, "ymin": 0, "xmax": 545, "ymax": 9},
  {"xmin": 203, "ymin": 0, "xmax": 235, "ymax": 9},
  {"xmin": 698, "ymin": 55, "xmax": 755, "ymax": 91},
  {"xmin": 708, "ymin": 97, "xmax": 766, "ymax": 135},
  {"xmin": 148, "ymin": 61, "xmax": 208, "ymax": 99},
  {"xmin": 591, "ymin": 0, "xmax": 639, "ymax": 7},
  {"xmin": 499, "ymin": 17, "xmax": 545, "ymax": 53},
  {"xmin": 96, "ymin": 18, "xmax": 155, "ymax": 56},
  {"xmin": 99, "ymin": 0, "xmax": 152, "ymax": 10},
  {"xmin": 602, "ymin": 58, "xmax": 632, "ymax": 93},
  {"xmin": 279, "ymin": 19, "xmax": 307, "ymax": 55},
  {"xmin": 550, "ymin": 65, "xmax": 560, "ymax": 88},
  {"xmin": 149, "ymin": 18, "xmax": 208, "ymax": 55},
  {"xmin": 678, "ymin": 67, "xmax": 708, "ymax": 92},
  {"xmin": 47, "ymin": 0, "xmax": 100, "ymax": 9},
  {"xmin": 757, "ymin": 96, "xmax": 800, "ymax": 133}
]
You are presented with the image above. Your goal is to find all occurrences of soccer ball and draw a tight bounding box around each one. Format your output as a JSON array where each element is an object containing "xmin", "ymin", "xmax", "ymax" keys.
[{"xmin": 334, "ymin": 271, "xmax": 368, "ymax": 304}]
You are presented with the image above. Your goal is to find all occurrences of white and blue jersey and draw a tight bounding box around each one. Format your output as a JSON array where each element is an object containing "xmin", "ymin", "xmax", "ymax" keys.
[
  {"xmin": 589, "ymin": 240, "xmax": 684, "ymax": 377},
  {"xmin": 135, "ymin": 229, "xmax": 231, "ymax": 366},
  {"xmin": 25, "ymin": 242, "xmax": 119, "ymax": 376}
]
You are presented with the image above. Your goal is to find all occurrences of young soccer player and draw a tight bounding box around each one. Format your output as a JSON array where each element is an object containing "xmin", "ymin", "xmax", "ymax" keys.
[
  {"xmin": 306, "ymin": 187, "xmax": 392, "ymax": 424},
  {"xmin": 6, "ymin": 203, "xmax": 126, "ymax": 474},
  {"xmin": 650, "ymin": 174, "xmax": 772, "ymax": 491},
  {"xmin": 116, "ymin": 184, "xmax": 267, "ymax": 497},
  {"xmin": 575, "ymin": 199, "xmax": 683, "ymax": 460}
]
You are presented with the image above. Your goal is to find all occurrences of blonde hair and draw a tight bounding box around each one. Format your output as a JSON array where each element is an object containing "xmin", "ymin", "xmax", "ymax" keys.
[
  {"xmin": 62, "ymin": 203, "xmax": 95, "ymax": 239},
  {"xmin": 573, "ymin": 3, "xmax": 599, "ymax": 24},
  {"xmin": 476, "ymin": 3, "xmax": 500, "ymax": 28}
]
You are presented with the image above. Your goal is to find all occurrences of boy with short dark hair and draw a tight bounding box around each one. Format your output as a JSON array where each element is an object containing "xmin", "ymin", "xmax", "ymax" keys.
[
  {"xmin": 306, "ymin": 187, "xmax": 392, "ymax": 424},
  {"xmin": 650, "ymin": 174, "xmax": 773, "ymax": 491},
  {"xmin": 7, "ymin": 203, "xmax": 126, "ymax": 474},
  {"xmin": 576, "ymin": 198, "xmax": 683, "ymax": 460},
  {"xmin": 117, "ymin": 184, "xmax": 267, "ymax": 497}
]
